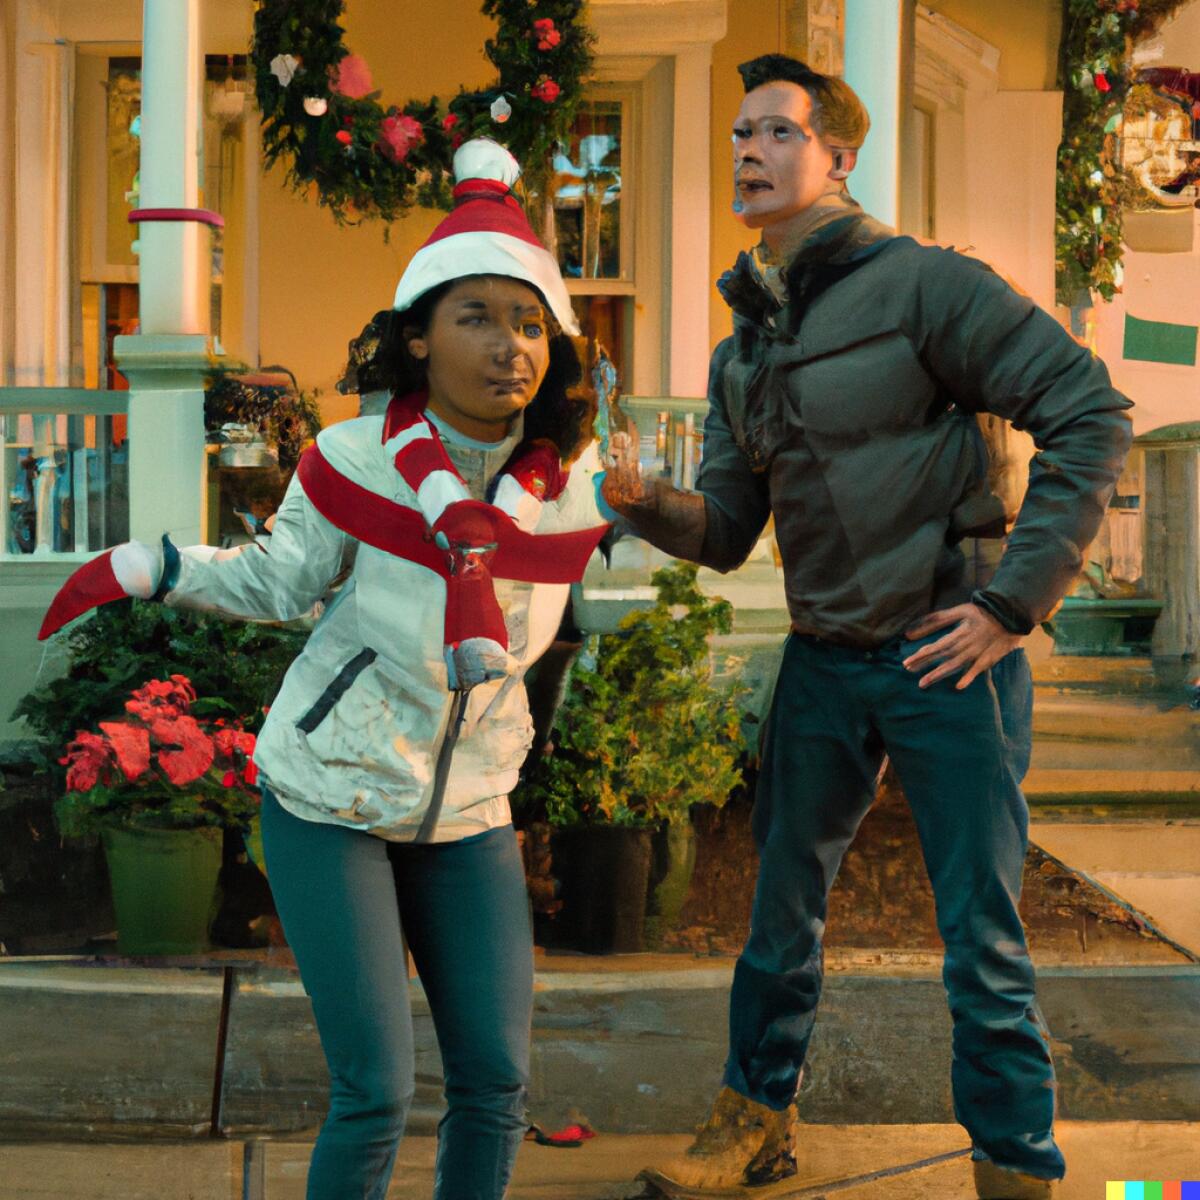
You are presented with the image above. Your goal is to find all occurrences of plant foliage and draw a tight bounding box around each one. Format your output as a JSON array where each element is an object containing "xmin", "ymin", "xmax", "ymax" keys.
[
  {"xmin": 517, "ymin": 562, "xmax": 747, "ymax": 828},
  {"xmin": 15, "ymin": 601, "xmax": 306, "ymax": 781},
  {"xmin": 54, "ymin": 676, "xmax": 261, "ymax": 837},
  {"xmin": 205, "ymin": 369, "xmax": 322, "ymax": 472}
]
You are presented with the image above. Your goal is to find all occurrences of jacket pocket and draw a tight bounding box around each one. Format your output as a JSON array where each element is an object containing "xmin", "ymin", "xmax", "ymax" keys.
[{"xmin": 297, "ymin": 648, "xmax": 378, "ymax": 734}]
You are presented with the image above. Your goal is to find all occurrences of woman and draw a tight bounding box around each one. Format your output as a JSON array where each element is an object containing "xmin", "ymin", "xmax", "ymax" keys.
[{"xmin": 40, "ymin": 138, "xmax": 612, "ymax": 1200}]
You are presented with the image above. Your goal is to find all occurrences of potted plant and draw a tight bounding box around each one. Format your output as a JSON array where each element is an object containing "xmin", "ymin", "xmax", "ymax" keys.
[
  {"xmin": 516, "ymin": 562, "xmax": 747, "ymax": 953},
  {"xmin": 56, "ymin": 675, "xmax": 261, "ymax": 956}
]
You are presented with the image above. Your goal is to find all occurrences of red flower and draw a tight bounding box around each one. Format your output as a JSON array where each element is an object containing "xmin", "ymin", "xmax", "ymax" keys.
[
  {"xmin": 452, "ymin": 133, "xmax": 464, "ymax": 149},
  {"xmin": 214, "ymin": 727, "xmax": 256, "ymax": 759},
  {"xmin": 128, "ymin": 675, "xmax": 194, "ymax": 717},
  {"xmin": 531, "ymin": 79, "xmax": 561, "ymax": 104},
  {"xmin": 222, "ymin": 770, "xmax": 236, "ymax": 788},
  {"xmin": 243, "ymin": 760, "xmax": 259, "ymax": 787},
  {"xmin": 330, "ymin": 53, "xmax": 373, "ymax": 100},
  {"xmin": 1095, "ymin": 72, "xmax": 1111, "ymax": 93},
  {"xmin": 99, "ymin": 721, "xmax": 151, "ymax": 782},
  {"xmin": 442, "ymin": 113, "xmax": 459, "ymax": 131},
  {"xmin": 336, "ymin": 129, "xmax": 353, "ymax": 146},
  {"xmin": 533, "ymin": 17, "xmax": 556, "ymax": 33},
  {"xmin": 63, "ymin": 730, "xmax": 115, "ymax": 793},
  {"xmin": 377, "ymin": 113, "xmax": 424, "ymax": 163},
  {"xmin": 537, "ymin": 30, "xmax": 562, "ymax": 50},
  {"xmin": 156, "ymin": 714, "xmax": 215, "ymax": 786}
]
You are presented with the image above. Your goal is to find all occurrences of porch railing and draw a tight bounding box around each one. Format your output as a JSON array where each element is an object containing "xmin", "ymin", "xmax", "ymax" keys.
[
  {"xmin": 617, "ymin": 396, "xmax": 708, "ymax": 490},
  {"xmin": 0, "ymin": 388, "xmax": 130, "ymax": 559}
]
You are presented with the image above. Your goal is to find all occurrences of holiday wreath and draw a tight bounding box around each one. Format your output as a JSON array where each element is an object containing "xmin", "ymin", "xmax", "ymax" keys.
[
  {"xmin": 1055, "ymin": 0, "xmax": 1188, "ymax": 305},
  {"xmin": 252, "ymin": 0, "xmax": 594, "ymax": 226}
]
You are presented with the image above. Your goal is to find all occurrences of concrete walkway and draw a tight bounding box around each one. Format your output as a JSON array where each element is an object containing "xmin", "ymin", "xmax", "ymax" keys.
[{"xmin": 1, "ymin": 1123, "xmax": 1196, "ymax": 1199}]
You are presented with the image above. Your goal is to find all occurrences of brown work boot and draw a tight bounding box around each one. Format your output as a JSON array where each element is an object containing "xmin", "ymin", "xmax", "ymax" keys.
[
  {"xmin": 974, "ymin": 1160, "xmax": 1059, "ymax": 1199},
  {"xmin": 638, "ymin": 1086, "xmax": 798, "ymax": 1191}
]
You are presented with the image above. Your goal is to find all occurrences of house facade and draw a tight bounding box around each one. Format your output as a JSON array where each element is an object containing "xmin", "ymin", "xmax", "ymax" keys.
[{"xmin": 3, "ymin": 0, "xmax": 1197, "ymax": 751}]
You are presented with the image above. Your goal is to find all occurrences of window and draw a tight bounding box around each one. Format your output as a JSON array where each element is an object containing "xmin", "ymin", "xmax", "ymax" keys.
[{"xmin": 554, "ymin": 88, "xmax": 639, "ymax": 391}]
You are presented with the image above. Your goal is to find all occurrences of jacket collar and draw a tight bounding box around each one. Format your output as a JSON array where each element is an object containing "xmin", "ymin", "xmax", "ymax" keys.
[{"xmin": 717, "ymin": 200, "xmax": 895, "ymax": 326}]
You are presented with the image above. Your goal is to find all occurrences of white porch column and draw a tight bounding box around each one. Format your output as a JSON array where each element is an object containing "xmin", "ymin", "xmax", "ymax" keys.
[
  {"xmin": 117, "ymin": 0, "xmax": 211, "ymax": 547},
  {"xmin": 138, "ymin": 0, "xmax": 206, "ymax": 334},
  {"xmin": 669, "ymin": 44, "xmax": 714, "ymax": 399},
  {"xmin": 842, "ymin": 0, "xmax": 912, "ymax": 227}
]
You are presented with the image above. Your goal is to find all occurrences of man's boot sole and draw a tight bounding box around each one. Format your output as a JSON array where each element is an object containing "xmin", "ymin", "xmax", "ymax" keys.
[{"xmin": 636, "ymin": 1147, "xmax": 974, "ymax": 1199}]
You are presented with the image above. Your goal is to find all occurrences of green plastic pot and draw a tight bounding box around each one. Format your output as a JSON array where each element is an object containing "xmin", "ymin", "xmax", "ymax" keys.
[
  {"xmin": 101, "ymin": 825, "xmax": 222, "ymax": 956},
  {"xmin": 243, "ymin": 814, "xmax": 267, "ymax": 878}
]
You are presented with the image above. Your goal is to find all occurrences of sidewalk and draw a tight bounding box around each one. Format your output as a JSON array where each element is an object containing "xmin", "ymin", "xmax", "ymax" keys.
[{"xmin": 1, "ymin": 1122, "xmax": 1196, "ymax": 1199}]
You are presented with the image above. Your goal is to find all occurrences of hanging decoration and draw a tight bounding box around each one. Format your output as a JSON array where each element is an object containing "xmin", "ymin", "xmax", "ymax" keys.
[
  {"xmin": 1054, "ymin": 0, "xmax": 1189, "ymax": 305},
  {"xmin": 251, "ymin": 0, "xmax": 593, "ymax": 226},
  {"xmin": 1119, "ymin": 70, "xmax": 1200, "ymax": 208}
]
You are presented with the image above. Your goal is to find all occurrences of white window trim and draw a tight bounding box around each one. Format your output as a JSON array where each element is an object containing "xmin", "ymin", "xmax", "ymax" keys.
[{"xmin": 588, "ymin": 0, "xmax": 727, "ymax": 398}]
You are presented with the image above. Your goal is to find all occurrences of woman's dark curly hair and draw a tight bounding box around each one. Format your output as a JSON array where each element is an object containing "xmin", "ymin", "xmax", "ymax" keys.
[{"xmin": 376, "ymin": 276, "xmax": 597, "ymax": 465}]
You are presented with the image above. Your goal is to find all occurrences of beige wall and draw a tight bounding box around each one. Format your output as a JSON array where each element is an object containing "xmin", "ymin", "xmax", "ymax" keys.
[
  {"xmin": 922, "ymin": 0, "xmax": 1060, "ymax": 90},
  {"xmin": 708, "ymin": 0, "xmax": 784, "ymax": 350},
  {"xmin": 255, "ymin": 2, "xmax": 495, "ymax": 424}
]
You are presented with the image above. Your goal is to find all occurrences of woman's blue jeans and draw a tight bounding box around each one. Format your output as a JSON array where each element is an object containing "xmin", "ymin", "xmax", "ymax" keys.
[
  {"xmin": 261, "ymin": 790, "xmax": 533, "ymax": 1200},
  {"xmin": 726, "ymin": 634, "xmax": 1065, "ymax": 1181}
]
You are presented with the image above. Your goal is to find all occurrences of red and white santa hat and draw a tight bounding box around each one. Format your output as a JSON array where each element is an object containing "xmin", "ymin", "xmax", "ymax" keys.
[{"xmin": 392, "ymin": 138, "xmax": 580, "ymax": 336}]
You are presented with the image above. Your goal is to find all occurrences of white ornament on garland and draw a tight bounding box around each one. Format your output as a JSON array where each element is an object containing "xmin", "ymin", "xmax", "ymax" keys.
[
  {"xmin": 490, "ymin": 95, "xmax": 513, "ymax": 124},
  {"xmin": 303, "ymin": 96, "xmax": 328, "ymax": 117},
  {"xmin": 270, "ymin": 53, "xmax": 299, "ymax": 86}
]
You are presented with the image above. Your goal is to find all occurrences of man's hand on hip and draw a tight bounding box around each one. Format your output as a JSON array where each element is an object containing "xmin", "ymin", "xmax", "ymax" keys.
[{"xmin": 902, "ymin": 603, "xmax": 1022, "ymax": 690}]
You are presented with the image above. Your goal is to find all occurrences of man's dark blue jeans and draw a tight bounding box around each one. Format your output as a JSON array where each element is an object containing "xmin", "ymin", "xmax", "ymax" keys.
[{"xmin": 725, "ymin": 631, "xmax": 1064, "ymax": 1181}]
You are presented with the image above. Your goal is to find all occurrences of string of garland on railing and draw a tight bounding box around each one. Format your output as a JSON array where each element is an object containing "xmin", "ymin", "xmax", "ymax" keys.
[
  {"xmin": 251, "ymin": 0, "xmax": 594, "ymax": 227},
  {"xmin": 1055, "ymin": 0, "xmax": 1188, "ymax": 306}
]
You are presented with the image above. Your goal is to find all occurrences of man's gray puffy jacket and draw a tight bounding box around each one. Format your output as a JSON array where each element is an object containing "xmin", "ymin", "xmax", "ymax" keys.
[{"xmin": 695, "ymin": 207, "xmax": 1133, "ymax": 646}]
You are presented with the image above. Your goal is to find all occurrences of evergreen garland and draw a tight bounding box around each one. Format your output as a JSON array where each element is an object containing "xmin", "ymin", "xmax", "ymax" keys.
[
  {"xmin": 1055, "ymin": 0, "xmax": 1188, "ymax": 305},
  {"xmin": 252, "ymin": 0, "xmax": 593, "ymax": 226}
]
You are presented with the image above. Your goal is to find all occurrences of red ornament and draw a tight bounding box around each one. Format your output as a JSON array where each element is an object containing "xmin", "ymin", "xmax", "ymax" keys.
[
  {"xmin": 442, "ymin": 113, "xmax": 459, "ymax": 131},
  {"xmin": 336, "ymin": 129, "xmax": 353, "ymax": 145},
  {"xmin": 330, "ymin": 53, "xmax": 374, "ymax": 100},
  {"xmin": 533, "ymin": 17, "xmax": 556, "ymax": 33},
  {"xmin": 532, "ymin": 79, "xmax": 561, "ymax": 104},
  {"xmin": 377, "ymin": 113, "xmax": 424, "ymax": 163},
  {"xmin": 1095, "ymin": 72, "xmax": 1111, "ymax": 93},
  {"xmin": 537, "ymin": 29, "xmax": 562, "ymax": 50}
]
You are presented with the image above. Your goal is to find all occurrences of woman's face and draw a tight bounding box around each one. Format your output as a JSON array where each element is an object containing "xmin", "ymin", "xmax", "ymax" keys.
[{"xmin": 408, "ymin": 276, "xmax": 552, "ymax": 442}]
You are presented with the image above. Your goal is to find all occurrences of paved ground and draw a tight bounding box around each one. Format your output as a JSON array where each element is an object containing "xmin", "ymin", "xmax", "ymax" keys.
[{"xmin": 1, "ymin": 1122, "xmax": 1196, "ymax": 1199}]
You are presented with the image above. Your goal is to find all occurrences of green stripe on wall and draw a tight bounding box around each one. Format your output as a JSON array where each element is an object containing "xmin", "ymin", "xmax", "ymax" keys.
[{"xmin": 1124, "ymin": 314, "xmax": 1198, "ymax": 366}]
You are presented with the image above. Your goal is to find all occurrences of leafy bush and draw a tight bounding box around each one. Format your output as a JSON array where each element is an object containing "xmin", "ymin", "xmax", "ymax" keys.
[
  {"xmin": 517, "ymin": 561, "xmax": 746, "ymax": 828},
  {"xmin": 15, "ymin": 601, "xmax": 306, "ymax": 780}
]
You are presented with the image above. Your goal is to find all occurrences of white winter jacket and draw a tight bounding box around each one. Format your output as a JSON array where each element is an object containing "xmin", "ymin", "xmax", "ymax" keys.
[{"xmin": 165, "ymin": 411, "xmax": 609, "ymax": 842}]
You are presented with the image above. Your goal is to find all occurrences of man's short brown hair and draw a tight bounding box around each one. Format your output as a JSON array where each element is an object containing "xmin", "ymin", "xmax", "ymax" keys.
[{"xmin": 737, "ymin": 54, "xmax": 870, "ymax": 150}]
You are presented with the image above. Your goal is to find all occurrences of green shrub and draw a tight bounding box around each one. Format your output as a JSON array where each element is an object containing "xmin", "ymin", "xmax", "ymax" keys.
[
  {"xmin": 15, "ymin": 601, "xmax": 306, "ymax": 780},
  {"xmin": 517, "ymin": 561, "xmax": 747, "ymax": 828}
]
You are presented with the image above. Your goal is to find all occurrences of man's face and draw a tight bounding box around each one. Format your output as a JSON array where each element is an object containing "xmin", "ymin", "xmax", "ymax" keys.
[{"xmin": 732, "ymin": 82, "xmax": 839, "ymax": 230}]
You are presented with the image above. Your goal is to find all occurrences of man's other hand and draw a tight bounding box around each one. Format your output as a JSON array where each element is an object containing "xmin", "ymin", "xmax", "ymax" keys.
[{"xmin": 902, "ymin": 603, "xmax": 1022, "ymax": 690}]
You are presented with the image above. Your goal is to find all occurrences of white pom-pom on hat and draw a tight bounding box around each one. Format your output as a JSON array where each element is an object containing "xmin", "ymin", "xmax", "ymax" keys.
[
  {"xmin": 392, "ymin": 138, "xmax": 580, "ymax": 335},
  {"xmin": 452, "ymin": 138, "xmax": 521, "ymax": 189}
]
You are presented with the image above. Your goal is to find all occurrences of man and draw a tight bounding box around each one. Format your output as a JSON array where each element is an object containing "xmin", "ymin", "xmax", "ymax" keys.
[{"xmin": 602, "ymin": 55, "xmax": 1131, "ymax": 1200}]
